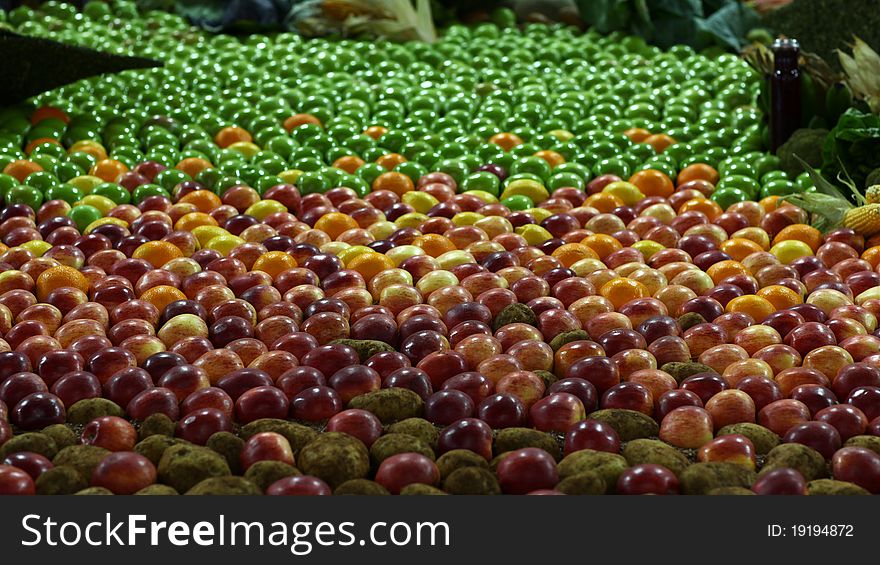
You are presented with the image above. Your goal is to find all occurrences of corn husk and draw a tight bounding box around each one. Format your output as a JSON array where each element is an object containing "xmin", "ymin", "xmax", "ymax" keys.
[
  {"xmin": 838, "ymin": 37, "xmax": 880, "ymax": 114},
  {"xmin": 781, "ymin": 156, "xmax": 868, "ymax": 233},
  {"xmin": 293, "ymin": 0, "xmax": 436, "ymax": 42}
]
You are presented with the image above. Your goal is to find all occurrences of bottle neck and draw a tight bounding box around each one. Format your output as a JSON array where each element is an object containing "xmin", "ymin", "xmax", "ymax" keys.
[{"xmin": 772, "ymin": 39, "xmax": 800, "ymax": 74}]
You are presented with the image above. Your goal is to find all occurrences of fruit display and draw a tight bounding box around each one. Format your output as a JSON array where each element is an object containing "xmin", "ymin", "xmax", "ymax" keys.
[{"xmin": 0, "ymin": 1, "xmax": 879, "ymax": 497}]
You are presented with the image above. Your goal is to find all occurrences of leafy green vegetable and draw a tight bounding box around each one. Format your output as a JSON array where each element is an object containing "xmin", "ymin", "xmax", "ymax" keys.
[
  {"xmin": 574, "ymin": 0, "xmax": 758, "ymax": 51},
  {"xmin": 578, "ymin": 0, "xmax": 637, "ymax": 34},
  {"xmin": 822, "ymin": 108, "xmax": 880, "ymax": 189},
  {"xmin": 697, "ymin": 2, "xmax": 759, "ymax": 51}
]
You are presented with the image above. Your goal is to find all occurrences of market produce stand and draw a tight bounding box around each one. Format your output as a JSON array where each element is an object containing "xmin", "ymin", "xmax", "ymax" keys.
[{"xmin": 0, "ymin": 1, "xmax": 878, "ymax": 497}]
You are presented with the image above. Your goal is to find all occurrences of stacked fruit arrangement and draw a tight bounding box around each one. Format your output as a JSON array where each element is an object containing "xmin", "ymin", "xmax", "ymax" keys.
[{"xmin": 0, "ymin": 2, "xmax": 878, "ymax": 496}]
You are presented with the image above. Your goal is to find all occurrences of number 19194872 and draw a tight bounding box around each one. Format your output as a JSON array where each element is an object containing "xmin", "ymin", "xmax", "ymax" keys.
[{"xmin": 768, "ymin": 525, "xmax": 854, "ymax": 537}]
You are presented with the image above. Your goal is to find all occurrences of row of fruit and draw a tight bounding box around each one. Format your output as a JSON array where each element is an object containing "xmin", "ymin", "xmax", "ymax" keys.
[{"xmin": 0, "ymin": 2, "xmax": 878, "ymax": 495}]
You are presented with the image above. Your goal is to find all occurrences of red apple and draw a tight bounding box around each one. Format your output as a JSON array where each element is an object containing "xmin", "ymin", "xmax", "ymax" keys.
[
  {"xmin": 81, "ymin": 416, "xmax": 137, "ymax": 452},
  {"xmin": 374, "ymin": 453, "xmax": 440, "ymax": 494},
  {"xmin": 751, "ymin": 468, "xmax": 806, "ymax": 495},
  {"xmin": 0, "ymin": 464, "xmax": 36, "ymax": 495},
  {"xmin": 831, "ymin": 447, "xmax": 880, "ymax": 493},
  {"xmin": 91, "ymin": 452, "xmax": 157, "ymax": 495},
  {"xmin": 705, "ymin": 389, "xmax": 756, "ymax": 430},
  {"xmin": 529, "ymin": 392, "xmax": 585, "ymax": 433},
  {"xmin": 758, "ymin": 399, "xmax": 811, "ymax": 437},
  {"xmin": 496, "ymin": 448, "xmax": 559, "ymax": 495},
  {"xmin": 240, "ymin": 432, "xmax": 295, "ymax": 470},
  {"xmin": 659, "ymin": 406, "xmax": 714, "ymax": 448},
  {"xmin": 564, "ymin": 419, "xmax": 620, "ymax": 455},
  {"xmin": 697, "ymin": 434, "xmax": 756, "ymax": 470},
  {"xmin": 616, "ymin": 464, "xmax": 679, "ymax": 495},
  {"xmin": 326, "ymin": 409, "xmax": 383, "ymax": 448}
]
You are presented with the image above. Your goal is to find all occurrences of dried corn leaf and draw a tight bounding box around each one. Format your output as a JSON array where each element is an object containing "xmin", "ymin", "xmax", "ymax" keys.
[
  {"xmin": 316, "ymin": 0, "xmax": 436, "ymax": 42},
  {"xmin": 838, "ymin": 37, "xmax": 880, "ymax": 114}
]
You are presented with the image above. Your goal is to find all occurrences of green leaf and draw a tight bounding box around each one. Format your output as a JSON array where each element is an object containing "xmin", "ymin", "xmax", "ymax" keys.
[
  {"xmin": 836, "ymin": 158, "xmax": 866, "ymax": 205},
  {"xmin": 822, "ymin": 108, "xmax": 880, "ymax": 191},
  {"xmin": 647, "ymin": 0, "xmax": 703, "ymax": 19},
  {"xmin": 574, "ymin": 0, "xmax": 757, "ymax": 52},
  {"xmin": 702, "ymin": 0, "xmax": 734, "ymax": 11},
  {"xmin": 634, "ymin": 0, "xmax": 651, "ymax": 22},
  {"xmin": 795, "ymin": 155, "xmax": 850, "ymax": 200},
  {"xmin": 576, "ymin": 0, "xmax": 633, "ymax": 33},
  {"xmin": 695, "ymin": 2, "xmax": 760, "ymax": 51},
  {"xmin": 648, "ymin": 16, "xmax": 699, "ymax": 49}
]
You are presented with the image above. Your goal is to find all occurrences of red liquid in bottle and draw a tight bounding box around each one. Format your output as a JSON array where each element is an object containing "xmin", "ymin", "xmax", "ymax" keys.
[{"xmin": 770, "ymin": 38, "xmax": 802, "ymax": 152}]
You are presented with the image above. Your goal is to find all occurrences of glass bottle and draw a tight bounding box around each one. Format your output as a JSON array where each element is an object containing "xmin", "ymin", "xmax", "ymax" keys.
[{"xmin": 770, "ymin": 38, "xmax": 802, "ymax": 152}]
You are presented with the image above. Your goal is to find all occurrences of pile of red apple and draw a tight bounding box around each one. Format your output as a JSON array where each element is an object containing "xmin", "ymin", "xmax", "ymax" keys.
[{"xmin": 0, "ymin": 176, "xmax": 879, "ymax": 495}]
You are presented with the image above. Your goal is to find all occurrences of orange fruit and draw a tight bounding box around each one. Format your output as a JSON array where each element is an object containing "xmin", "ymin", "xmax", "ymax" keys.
[
  {"xmin": 332, "ymin": 155, "xmax": 365, "ymax": 174},
  {"xmin": 132, "ymin": 241, "xmax": 185, "ymax": 268},
  {"xmin": 623, "ymin": 128, "xmax": 651, "ymax": 143},
  {"xmin": 706, "ymin": 260, "xmax": 749, "ymax": 284},
  {"xmin": 772, "ymin": 224, "xmax": 823, "ymax": 252},
  {"xmin": 676, "ymin": 163, "xmax": 719, "ymax": 186},
  {"xmin": 533, "ymin": 150, "xmax": 565, "ymax": 168},
  {"xmin": 363, "ymin": 126, "xmax": 388, "ymax": 140},
  {"xmin": 726, "ymin": 295, "xmax": 775, "ymax": 322},
  {"xmin": 314, "ymin": 212, "xmax": 359, "ymax": 240},
  {"xmin": 174, "ymin": 212, "xmax": 218, "ymax": 232},
  {"xmin": 862, "ymin": 246, "xmax": 880, "ymax": 268},
  {"xmin": 140, "ymin": 285, "xmax": 187, "ymax": 312},
  {"xmin": 35, "ymin": 265, "xmax": 89, "ymax": 301},
  {"xmin": 375, "ymin": 153, "xmax": 407, "ymax": 170},
  {"xmin": 252, "ymin": 251, "xmax": 298, "ymax": 279},
  {"xmin": 629, "ymin": 169, "xmax": 674, "ymax": 198},
  {"xmin": 719, "ymin": 237, "xmax": 765, "ymax": 262},
  {"xmin": 551, "ymin": 243, "xmax": 599, "ymax": 267},
  {"xmin": 283, "ymin": 113, "xmax": 322, "ymax": 132},
  {"xmin": 89, "ymin": 159, "xmax": 128, "ymax": 182},
  {"xmin": 678, "ymin": 197, "xmax": 723, "ymax": 221},
  {"xmin": 347, "ymin": 253, "xmax": 395, "ymax": 283},
  {"xmin": 600, "ymin": 277, "xmax": 649, "ymax": 310},
  {"xmin": 642, "ymin": 133, "xmax": 676, "ymax": 153},
  {"xmin": 584, "ymin": 193, "xmax": 624, "ymax": 214},
  {"xmin": 757, "ymin": 285, "xmax": 803, "ymax": 310},
  {"xmin": 413, "ymin": 234, "xmax": 456, "ymax": 257},
  {"xmin": 730, "ymin": 228, "xmax": 771, "ymax": 250},
  {"xmin": 2, "ymin": 160, "xmax": 43, "ymax": 183},
  {"xmin": 68, "ymin": 140, "xmax": 108, "ymax": 161},
  {"xmin": 176, "ymin": 157, "xmax": 214, "ymax": 178},
  {"xmin": 488, "ymin": 132, "xmax": 524, "ymax": 151},
  {"xmin": 581, "ymin": 234, "xmax": 623, "ymax": 260},
  {"xmin": 214, "ymin": 126, "xmax": 252, "ymax": 149},
  {"xmin": 179, "ymin": 190, "xmax": 223, "ymax": 214},
  {"xmin": 372, "ymin": 172, "xmax": 414, "ymax": 197},
  {"xmin": 759, "ymin": 195, "xmax": 781, "ymax": 213}
]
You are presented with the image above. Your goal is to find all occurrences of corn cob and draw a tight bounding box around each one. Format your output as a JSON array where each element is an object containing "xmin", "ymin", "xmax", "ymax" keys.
[
  {"xmin": 844, "ymin": 204, "xmax": 880, "ymax": 236},
  {"xmin": 866, "ymin": 185, "xmax": 880, "ymax": 204}
]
